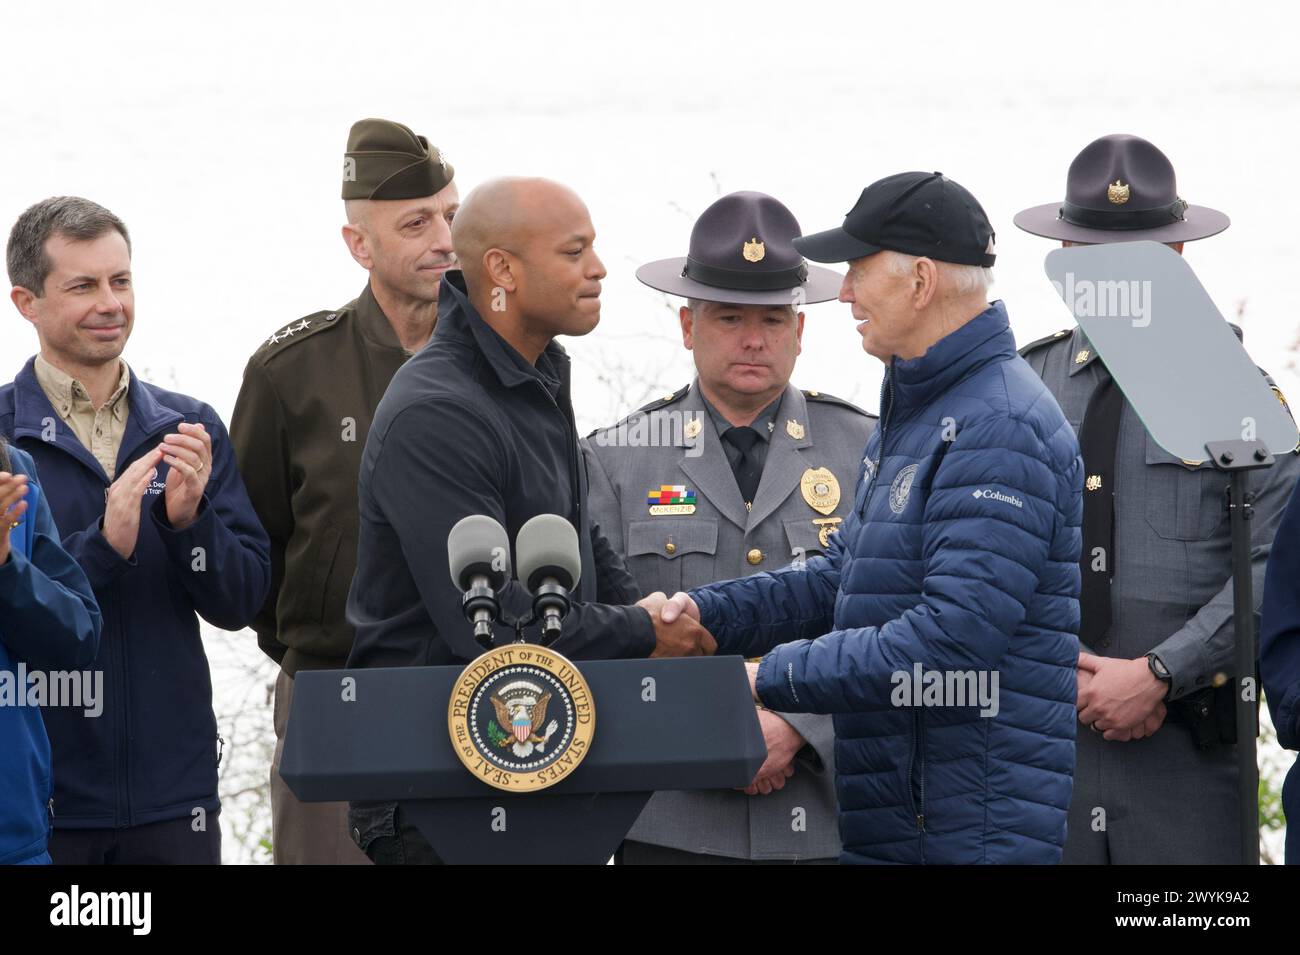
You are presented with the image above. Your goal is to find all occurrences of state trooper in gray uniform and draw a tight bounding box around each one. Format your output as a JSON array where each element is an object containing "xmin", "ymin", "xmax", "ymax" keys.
[
  {"xmin": 584, "ymin": 191, "xmax": 876, "ymax": 863},
  {"xmin": 1015, "ymin": 134, "xmax": 1300, "ymax": 864}
]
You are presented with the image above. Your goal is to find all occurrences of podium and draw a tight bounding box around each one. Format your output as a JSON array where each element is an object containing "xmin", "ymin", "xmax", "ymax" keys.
[{"xmin": 279, "ymin": 656, "xmax": 765, "ymax": 864}]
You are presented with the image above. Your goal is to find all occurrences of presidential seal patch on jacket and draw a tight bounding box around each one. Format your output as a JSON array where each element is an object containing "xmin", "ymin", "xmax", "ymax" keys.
[{"xmin": 448, "ymin": 644, "xmax": 595, "ymax": 792}]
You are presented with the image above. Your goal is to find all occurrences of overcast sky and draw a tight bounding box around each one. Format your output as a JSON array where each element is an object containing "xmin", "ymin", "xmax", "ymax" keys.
[{"xmin": 3, "ymin": 0, "xmax": 1297, "ymax": 431}]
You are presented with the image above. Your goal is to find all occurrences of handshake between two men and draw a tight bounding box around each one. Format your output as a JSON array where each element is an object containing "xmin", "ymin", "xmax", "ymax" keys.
[
  {"xmin": 637, "ymin": 589, "xmax": 714, "ymax": 658},
  {"xmin": 635, "ymin": 590, "xmax": 798, "ymax": 797}
]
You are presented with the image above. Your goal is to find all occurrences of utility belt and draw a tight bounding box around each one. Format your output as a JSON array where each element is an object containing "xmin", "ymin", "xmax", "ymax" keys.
[{"xmin": 1164, "ymin": 682, "xmax": 1244, "ymax": 749}]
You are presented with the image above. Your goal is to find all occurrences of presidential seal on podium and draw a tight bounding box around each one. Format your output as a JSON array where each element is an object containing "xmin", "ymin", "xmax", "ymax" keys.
[{"xmin": 448, "ymin": 643, "xmax": 595, "ymax": 793}]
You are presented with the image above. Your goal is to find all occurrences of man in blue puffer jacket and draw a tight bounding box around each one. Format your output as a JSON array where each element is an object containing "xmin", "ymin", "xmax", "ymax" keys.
[
  {"xmin": 652, "ymin": 172, "xmax": 1084, "ymax": 864},
  {"xmin": 0, "ymin": 441, "xmax": 101, "ymax": 865}
]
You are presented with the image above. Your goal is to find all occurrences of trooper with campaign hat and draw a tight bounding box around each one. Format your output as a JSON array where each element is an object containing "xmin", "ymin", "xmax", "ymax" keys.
[
  {"xmin": 230, "ymin": 117, "xmax": 458, "ymax": 864},
  {"xmin": 1015, "ymin": 133, "xmax": 1300, "ymax": 864},
  {"xmin": 584, "ymin": 191, "xmax": 876, "ymax": 863}
]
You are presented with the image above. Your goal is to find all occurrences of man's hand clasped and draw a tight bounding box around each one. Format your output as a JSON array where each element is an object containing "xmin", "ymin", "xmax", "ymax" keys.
[
  {"xmin": 637, "ymin": 590, "xmax": 715, "ymax": 657},
  {"xmin": 1076, "ymin": 651, "xmax": 1168, "ymax": 742}
]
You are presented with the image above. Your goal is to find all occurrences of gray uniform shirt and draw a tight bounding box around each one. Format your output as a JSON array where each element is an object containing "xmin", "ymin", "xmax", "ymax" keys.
[
  {"xmin": 583, "ymin": 379, "xmax": 877, "ymax": 860},
  {"xmin": 1021, "ymin": 325, "xmax": 1300, "ymax": 693}
]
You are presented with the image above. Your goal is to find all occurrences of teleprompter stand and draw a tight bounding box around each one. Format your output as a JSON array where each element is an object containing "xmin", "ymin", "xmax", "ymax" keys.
[{"xmin": 1205, "ymin": 439, "xmax": 1274, "ymax": 866}]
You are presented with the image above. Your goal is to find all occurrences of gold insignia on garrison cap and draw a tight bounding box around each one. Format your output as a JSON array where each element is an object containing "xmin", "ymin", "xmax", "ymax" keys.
[
  {"xmin": 1107, "ymin": 180, "xmax": 1131, "ymax": 205},
  {"xmin": 742, "ymin": 236, "xmax": 766, "ymax": 262}
]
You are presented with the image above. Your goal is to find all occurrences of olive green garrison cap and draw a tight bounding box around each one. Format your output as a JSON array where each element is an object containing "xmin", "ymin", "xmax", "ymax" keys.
[{"xmin": 341, "ymin": 117, "xmax": 454, "ymax": 200}]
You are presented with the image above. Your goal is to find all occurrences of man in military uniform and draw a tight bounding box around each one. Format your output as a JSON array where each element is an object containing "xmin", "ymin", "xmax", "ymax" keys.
[
  {"xmin": 584, "ymin": 191, "xmax": 876, "ymax": 864},
  {"xmin": 229, "ymin": 118, "xmax": 458, "ymax": 864},
  {"xmin": 1014, "ymin": 133, "xmax": 1300, "ymax": 863}
]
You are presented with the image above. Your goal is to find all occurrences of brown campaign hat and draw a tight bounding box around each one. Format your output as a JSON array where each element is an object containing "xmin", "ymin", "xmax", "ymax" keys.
[
  {"xmin": 1014, "ymin": 134, "xmax": 1228, "ymax": 244},
  {"xmin": 636, "ymin": 191, "xmax": 842, "ymax": 306},
  {"xmin": 342, "ymin": 118, "xmax": 454, "ymax": 200}
]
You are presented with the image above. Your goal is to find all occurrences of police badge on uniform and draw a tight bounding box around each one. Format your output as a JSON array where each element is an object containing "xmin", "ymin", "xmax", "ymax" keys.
[
  {"xmin": 448, "ymin": 644, "xmax": 595, "ymax": 793},
  {"xmin": 800, "ymin": 467, "xmax": 841, "ymax": 515}
]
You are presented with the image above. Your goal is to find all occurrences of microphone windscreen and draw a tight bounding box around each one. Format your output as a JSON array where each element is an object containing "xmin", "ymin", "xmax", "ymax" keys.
[
  {"xmin": 516, "ymin": 513, "xmax": 581, "ymax": 592},
  {"xmin": 448, "ymin": 514, "xmax": 511, "ymax": 590}
]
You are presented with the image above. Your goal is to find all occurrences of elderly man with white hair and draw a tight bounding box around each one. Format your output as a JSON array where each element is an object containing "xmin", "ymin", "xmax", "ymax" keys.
[{"xmin": 646, "ymin": 171, "xmax": 1086, "ymax": 864}]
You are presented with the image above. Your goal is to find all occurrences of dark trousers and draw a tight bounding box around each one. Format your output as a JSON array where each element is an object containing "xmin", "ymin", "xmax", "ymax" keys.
[
  {"xmin": 351, "ymin": 803, "xmax": 444, "ymax": 866},
  {"xmin": 617, "ymin": 840, "xmax": 838, "ymax": 865},
  {"xmin": 49, "ymin": 812, "xmax": 222, "ymax": 865}
]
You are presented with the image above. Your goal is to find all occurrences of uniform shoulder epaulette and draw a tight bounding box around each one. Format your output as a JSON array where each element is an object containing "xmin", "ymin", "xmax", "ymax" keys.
[
  {"xmin": 1261, "ymin": 372, "xmax": 1300, "ymax": 451},
  {"xmin": 803, "ymin": 389, "xmax": 877, "ymax": 419},
  {"xmin": 253, "ymin": 308, "xmax": 346, "ymax": 363},
  {"xmin": 585, "ymin": 383, "xmax": 691, "ymax": 440},
  {"xmin": 635, "ymin": 382, "xmax": 691, "ymax": 414},
  {"xmin": 1017, "ymin": 328, "xmax": 1070, "ymax": 358}
]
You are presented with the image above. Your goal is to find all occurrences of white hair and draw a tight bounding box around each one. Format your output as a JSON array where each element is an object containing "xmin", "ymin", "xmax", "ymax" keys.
[{"xmin": 885, "ymin": 250, "xmax": 993, "ymax": 296}]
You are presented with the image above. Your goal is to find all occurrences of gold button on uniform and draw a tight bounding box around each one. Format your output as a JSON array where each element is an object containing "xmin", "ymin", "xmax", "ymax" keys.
[
  {"xmin": 665, "ymin": 541, "xmax": 677, "ymax": 555},
  {"xmin": 747, "ymin": 548, "xmax": 763, "ymax": 566}
]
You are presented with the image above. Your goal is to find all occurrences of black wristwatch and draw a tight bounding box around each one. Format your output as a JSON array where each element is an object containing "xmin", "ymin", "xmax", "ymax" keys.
[{"xmin": 1147, "ymin": 652, "xmax": 1172, "ymax": 683}]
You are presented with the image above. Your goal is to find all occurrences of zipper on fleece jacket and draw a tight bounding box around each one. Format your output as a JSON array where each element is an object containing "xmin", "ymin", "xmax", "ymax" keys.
[
  {"xmin": 116, "ymin": 579, "xmax": 132, "ymax": 827},
  {"xmin": 878, "ymin": 363, "xmax": 926, "ymax": 837},
  {"xmin": 861, "ymin": 363, "xmax": 896, "ymax": 505},
  {"xmin": 910, "ymin": 708, "xmax": 927, "ymax": 833}
]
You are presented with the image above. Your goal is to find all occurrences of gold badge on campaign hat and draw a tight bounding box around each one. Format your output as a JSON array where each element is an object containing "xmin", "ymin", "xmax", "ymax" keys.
[
  {"xmin": 801, "ymin": 467, "xmax": 840, "ymax": 515},
  {"xmin": 742, "ymin": 236, "xmax": 766, "ymax": 263},
  {"xmin": 1107, "ymin": 180, "xmax": 1131, "ymax": 205},
  {"xmin": 786, "ymin": 419, "xmax": 805, "ymax": 440}
]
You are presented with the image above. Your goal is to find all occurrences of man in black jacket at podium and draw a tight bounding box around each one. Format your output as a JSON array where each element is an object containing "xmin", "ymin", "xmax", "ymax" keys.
[{"xmin": 345, "ymin": 176, "xmax": 716, "ymax": 864}]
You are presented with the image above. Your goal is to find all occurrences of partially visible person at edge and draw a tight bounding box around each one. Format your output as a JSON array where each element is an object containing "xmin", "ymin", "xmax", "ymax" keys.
[
  {"xmin": 0, "ymin": 436, "xmax": 101, "ymax": 866},
  {"xmin": 1015, "ymin": 134, "xmax": 1300, "ymax": 864}
]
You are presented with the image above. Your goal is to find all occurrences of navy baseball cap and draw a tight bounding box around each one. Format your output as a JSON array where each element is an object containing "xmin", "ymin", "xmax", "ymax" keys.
[{"xmin": 793, "ymin": 171, "xmax": 996, "ymax": 267}]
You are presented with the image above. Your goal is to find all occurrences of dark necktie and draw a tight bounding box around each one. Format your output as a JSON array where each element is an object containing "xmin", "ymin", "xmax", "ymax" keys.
[
  {"xmin": 1077, "ymin": 364, "xmax": 1124, "ymax": 649},
  {"xmin": 722, "ymin": 425, "xmax": 763, "ymax": 507}
]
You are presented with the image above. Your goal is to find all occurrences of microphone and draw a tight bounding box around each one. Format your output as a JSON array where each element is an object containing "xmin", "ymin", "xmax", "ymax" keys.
[
  {"xmin": 448, "ymin": 515, "xmax": 511, "ymax": 647},
  {"xmin": 516, "ymin": 514, "xmax": 582, "ymax": 641}
]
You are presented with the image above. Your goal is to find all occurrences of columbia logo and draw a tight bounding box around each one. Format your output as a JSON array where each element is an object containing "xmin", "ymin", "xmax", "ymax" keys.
[{"xmin": 972, "ymin": 489, "xmax": 1023, "ymax": 508}]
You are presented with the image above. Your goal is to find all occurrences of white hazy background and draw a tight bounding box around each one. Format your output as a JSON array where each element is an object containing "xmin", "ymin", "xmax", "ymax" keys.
[{"xmin": 2, "ymin": 0, "xmax": 1296, "ymax": 862}]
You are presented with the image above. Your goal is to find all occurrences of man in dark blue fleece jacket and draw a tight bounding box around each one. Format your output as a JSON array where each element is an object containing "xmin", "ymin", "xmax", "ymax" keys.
[{"xmin": 3, "ymin": 196, "xmax": 270, "ymax": 864}]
